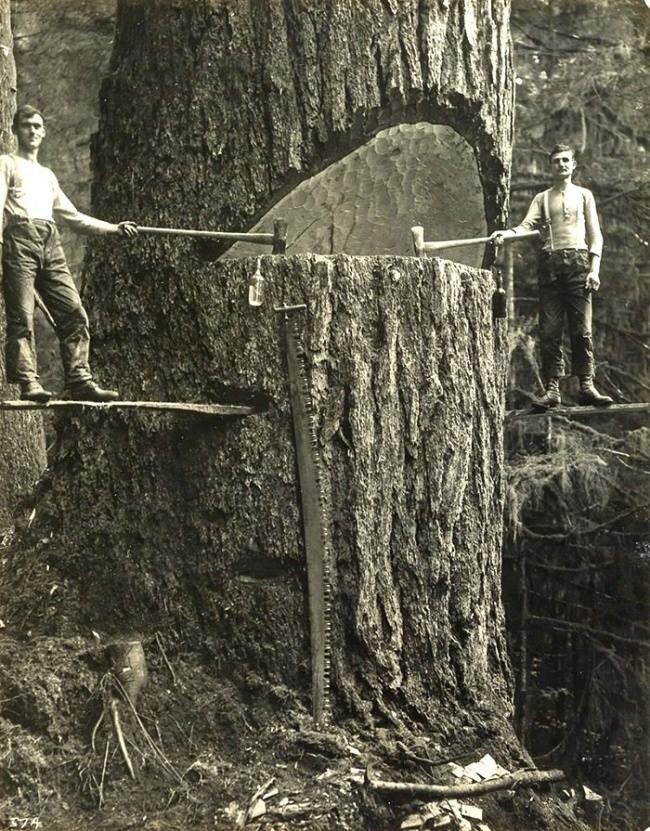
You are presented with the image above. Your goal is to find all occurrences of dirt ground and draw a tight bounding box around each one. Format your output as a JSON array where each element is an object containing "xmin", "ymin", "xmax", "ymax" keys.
[
  {"xmin": 0, "ymin": 509, "xmax": 606, "ymax": 831},
  {"xmin": 0, "ymin": 590, "xmax": 601, "ymax": 831},
  {"xmin": 0, "ymin": 627, "xmax": 600, "ymax": 831}
]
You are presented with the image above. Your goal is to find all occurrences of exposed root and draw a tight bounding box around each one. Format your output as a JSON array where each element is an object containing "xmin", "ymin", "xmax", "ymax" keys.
[
  {"xmin": 98, "ymin": 738, "xmax": 110, "ymax": 807},
  {"xmin": 109, "ymin": 696, "xmax": 136, "ymax": 780},
  {"xmin": 91, "ymin": 709, "xmax": 105, "ymax": 754},
  {"xmin": 112, "ymin": 673, "xmax": 183, "ymax": 784}
]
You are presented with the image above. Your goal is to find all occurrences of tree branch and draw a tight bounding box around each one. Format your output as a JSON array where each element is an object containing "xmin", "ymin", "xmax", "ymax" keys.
[
  {"xmin": 528, "ymin": 616, "xmax": 650, "ymax": 649},
  {"xmin": 366, "ymin": 767, "xmax": 565, "ymax": 798}
]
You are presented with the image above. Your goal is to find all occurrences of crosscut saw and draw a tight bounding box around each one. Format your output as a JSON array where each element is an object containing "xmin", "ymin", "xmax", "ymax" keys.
[{"xmin": 276, "ymin": 303, "xmax": 332, "ymax": 724}]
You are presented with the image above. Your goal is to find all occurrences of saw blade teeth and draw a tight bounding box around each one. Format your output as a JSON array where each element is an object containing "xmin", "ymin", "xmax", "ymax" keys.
[{"xmin": 284, "ymin": 320, "xmax": 333, "ymax": 720}]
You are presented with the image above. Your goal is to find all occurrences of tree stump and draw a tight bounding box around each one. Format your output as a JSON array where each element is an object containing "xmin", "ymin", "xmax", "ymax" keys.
[{"xmin": 36, "ymin": 252, "xmax": 511, "ymax": 724}]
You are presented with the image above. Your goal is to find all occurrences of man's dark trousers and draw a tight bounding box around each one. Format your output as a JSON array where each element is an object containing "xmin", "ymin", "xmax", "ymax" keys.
[
  {"xmin": 538, "ymin": 249, "xmax": 594, "ymax": 381},
  {"xmin": 2, "ymin": 218, "xmax": 92, "ymax": 386}
]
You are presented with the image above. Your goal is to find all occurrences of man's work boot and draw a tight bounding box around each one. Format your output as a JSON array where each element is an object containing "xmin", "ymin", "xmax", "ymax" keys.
[
  {"xmin": 20, "ymin": 380, "xmax": 53, "ymax": 403},
  {"xmin": 65, "ymin": 380, "xmax": 120, "ymax": 403},
  {"xmin": 533, "ymin": 377, "xmax": 562, "ymax": 411},
  {"xmin": 578, "ymin": 375, "xmax": 613, "ymax": 407}
]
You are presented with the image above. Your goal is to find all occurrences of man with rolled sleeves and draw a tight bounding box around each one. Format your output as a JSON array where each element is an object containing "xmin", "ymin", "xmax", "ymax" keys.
[
  {"xmin": 0, "ymin": 104, "xmax": 138, "ymax": 403},
  {"xmin": 492, "ymin": 143, "xmax": 613, "ymax": 409}
]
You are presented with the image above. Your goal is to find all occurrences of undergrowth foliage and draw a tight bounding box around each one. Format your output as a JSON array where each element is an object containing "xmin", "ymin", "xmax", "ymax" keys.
[
  {"xmin": 504, "ymin": 361, "xmax": 650, "ymax": 828},
  {"xmin": 504, "ymin": 5, "xmax": 650, "ymax": 823}
]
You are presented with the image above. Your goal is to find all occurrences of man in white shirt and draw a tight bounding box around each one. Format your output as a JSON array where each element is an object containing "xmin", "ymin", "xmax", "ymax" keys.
[
  {"xmin": 492, "ymin": 144, "xmax": 612, "ymax": 409},
  {"xmin": 0, "ymin": 104, "xmax": 138, "ymax": 402}
]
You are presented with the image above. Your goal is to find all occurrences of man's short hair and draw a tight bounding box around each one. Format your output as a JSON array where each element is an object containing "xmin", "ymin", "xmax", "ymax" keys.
[
  {"xmin": 549, "ymin": 143, "xmax": 575, "ymax": 160},
  {"xmin": 12, "ymin": 105, "xmax": 44, "ymax": 131}
]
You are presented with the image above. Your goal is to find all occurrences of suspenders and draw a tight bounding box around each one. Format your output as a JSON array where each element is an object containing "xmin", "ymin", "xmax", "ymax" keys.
[
  {"xmin": 542, "ymin": 189, "xmax": 554, "ymax": 249},
  {"xmin": 541, "ymin": 187, "xmax": 587, "ymax": 251}
]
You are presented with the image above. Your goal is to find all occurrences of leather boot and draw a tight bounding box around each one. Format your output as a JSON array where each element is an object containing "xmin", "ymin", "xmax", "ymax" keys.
[
  {"xmin": 65, "ymin": 380, "xmax": 120, "ymax": 403},
  {"xmin": 578, "ymin": 375, "xmax": 613, "ymax": 406},
  {"xmin": 20, "ymin": 380, "xmax": 53, "ymax": 403},
  {"xmin": 533, "ymin": 377, "xmax": 562, "ymax": 410}
]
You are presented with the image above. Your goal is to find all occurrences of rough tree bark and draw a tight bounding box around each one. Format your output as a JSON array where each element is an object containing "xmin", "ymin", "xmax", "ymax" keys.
[
  {"xmin": 9, "ymin": 0, "xmax": 516, "ymax": 726},
  {"xmin": 0, "ymin": 0, "xmax": 46, "ymax": 528}
]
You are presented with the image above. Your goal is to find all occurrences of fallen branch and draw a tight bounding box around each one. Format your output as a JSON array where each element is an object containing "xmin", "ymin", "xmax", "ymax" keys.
[
  {"xmin": 112, "ymin": 674, "xmax": 184, "ymax": 784},
  {"xmin": 155, "ymin": 632, "xmax": 178, "ymax": 685},
  {"xmin": 365, "ymin": 766, "xmax": 565, "ymax": 798}
]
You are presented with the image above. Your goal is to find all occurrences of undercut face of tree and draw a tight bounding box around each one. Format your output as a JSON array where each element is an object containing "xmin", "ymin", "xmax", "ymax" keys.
[
  {"xmin": 7, "ymin": 1, "xmax": 515, "ymax": 729},
  {"xmin": 225, "ymin": 123, "xmax": 487, "ymax": 267},
  {"xmin": 0, "ymin": 0, "xmax": 46, "ymax": 528}
]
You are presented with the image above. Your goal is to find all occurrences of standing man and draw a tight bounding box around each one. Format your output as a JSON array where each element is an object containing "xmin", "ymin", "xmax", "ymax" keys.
[
  {"xmin": 0, "ymin": 104, "xmax": 138, "ymax": 403},
  {"xmin": 492, "ymin": 143, "xmax": 613, "ymax": 409}
]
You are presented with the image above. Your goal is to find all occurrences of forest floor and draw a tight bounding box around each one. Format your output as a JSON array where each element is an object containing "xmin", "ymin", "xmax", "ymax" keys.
[
  {"xmin": 0, "ymin": 516, "xmax": 604, "ymax": 831},
  {"xmin": 0, "ymin": 629, "xmax": 598, "ymax": 831}
]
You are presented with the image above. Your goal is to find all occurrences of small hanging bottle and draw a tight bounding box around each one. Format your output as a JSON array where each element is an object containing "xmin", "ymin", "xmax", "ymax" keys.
[
  {"xmin": 492, "ymin": 267, "xmax": 507, "ymax": 320},
  {"xmin": 491, "ymin": 236, "xmax": 507, "ymax": 320},
  {"xmin": 248, "ymin": 257, "xmax": 265, "ymax": 307}
]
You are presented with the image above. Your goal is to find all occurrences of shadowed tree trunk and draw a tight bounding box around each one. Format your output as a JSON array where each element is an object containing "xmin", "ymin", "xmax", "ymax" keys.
[
  {"xmin": 0, "ymin": 0, "xmax": 46, "ymax": 528},
  {"xmin": 8, "ymin": 0, "xmax": 515, "ymax": 725}
]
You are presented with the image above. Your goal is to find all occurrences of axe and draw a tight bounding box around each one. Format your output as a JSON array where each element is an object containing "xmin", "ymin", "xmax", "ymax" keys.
[
  {"xmin": 411, "ymin": 226, "xmax": 540, "ymax": 257},
  {"xmin": 135, "ymin": 217, "xmax": 288, "ymax": 255}
]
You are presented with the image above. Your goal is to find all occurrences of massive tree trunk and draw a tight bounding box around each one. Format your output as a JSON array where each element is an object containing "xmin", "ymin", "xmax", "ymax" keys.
[
  {"xmin": 0, "ymin": 0, "xmax": 46, "ymax": 528},
  {"xmin": 91, "ymin": 0, "xmax": 513, "ymax": 241},
  {"xmin": 8, "ymin": 0, "xmax": 515, "ymax": 724}
]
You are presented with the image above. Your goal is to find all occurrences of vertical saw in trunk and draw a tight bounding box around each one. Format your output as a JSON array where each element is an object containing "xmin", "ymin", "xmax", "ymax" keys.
[{"xmin": 276, "ymin": 304, "xmax": 332, "ymax": 724}]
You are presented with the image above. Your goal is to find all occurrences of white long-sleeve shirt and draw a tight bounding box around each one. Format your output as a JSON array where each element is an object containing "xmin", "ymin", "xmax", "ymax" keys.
[
  {"xmin": 0, "ymin": 153, "xmax": 117, "ymax": 235},
  {"xmin": 513, "ymin": 184, "xmax": 603, "ymax": 257}
]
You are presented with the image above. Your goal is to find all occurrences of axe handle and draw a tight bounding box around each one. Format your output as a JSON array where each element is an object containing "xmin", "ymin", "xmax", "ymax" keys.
[
  {"xmin": 135, "ymin": 218, "xmax": 287, "ymax": 252},
  {"xmin": 137, "ymin": 226, "xmax": 274, "ymax": 244},
  {"xmin": 411, "ymin": 226, "xmax": 540, "ymax": 256}
]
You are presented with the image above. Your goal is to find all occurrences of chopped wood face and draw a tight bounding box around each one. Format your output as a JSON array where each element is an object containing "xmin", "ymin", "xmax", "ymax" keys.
[{"xmin": 224, "ymin": 124, "xmax": 486, "ymax": 268}]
